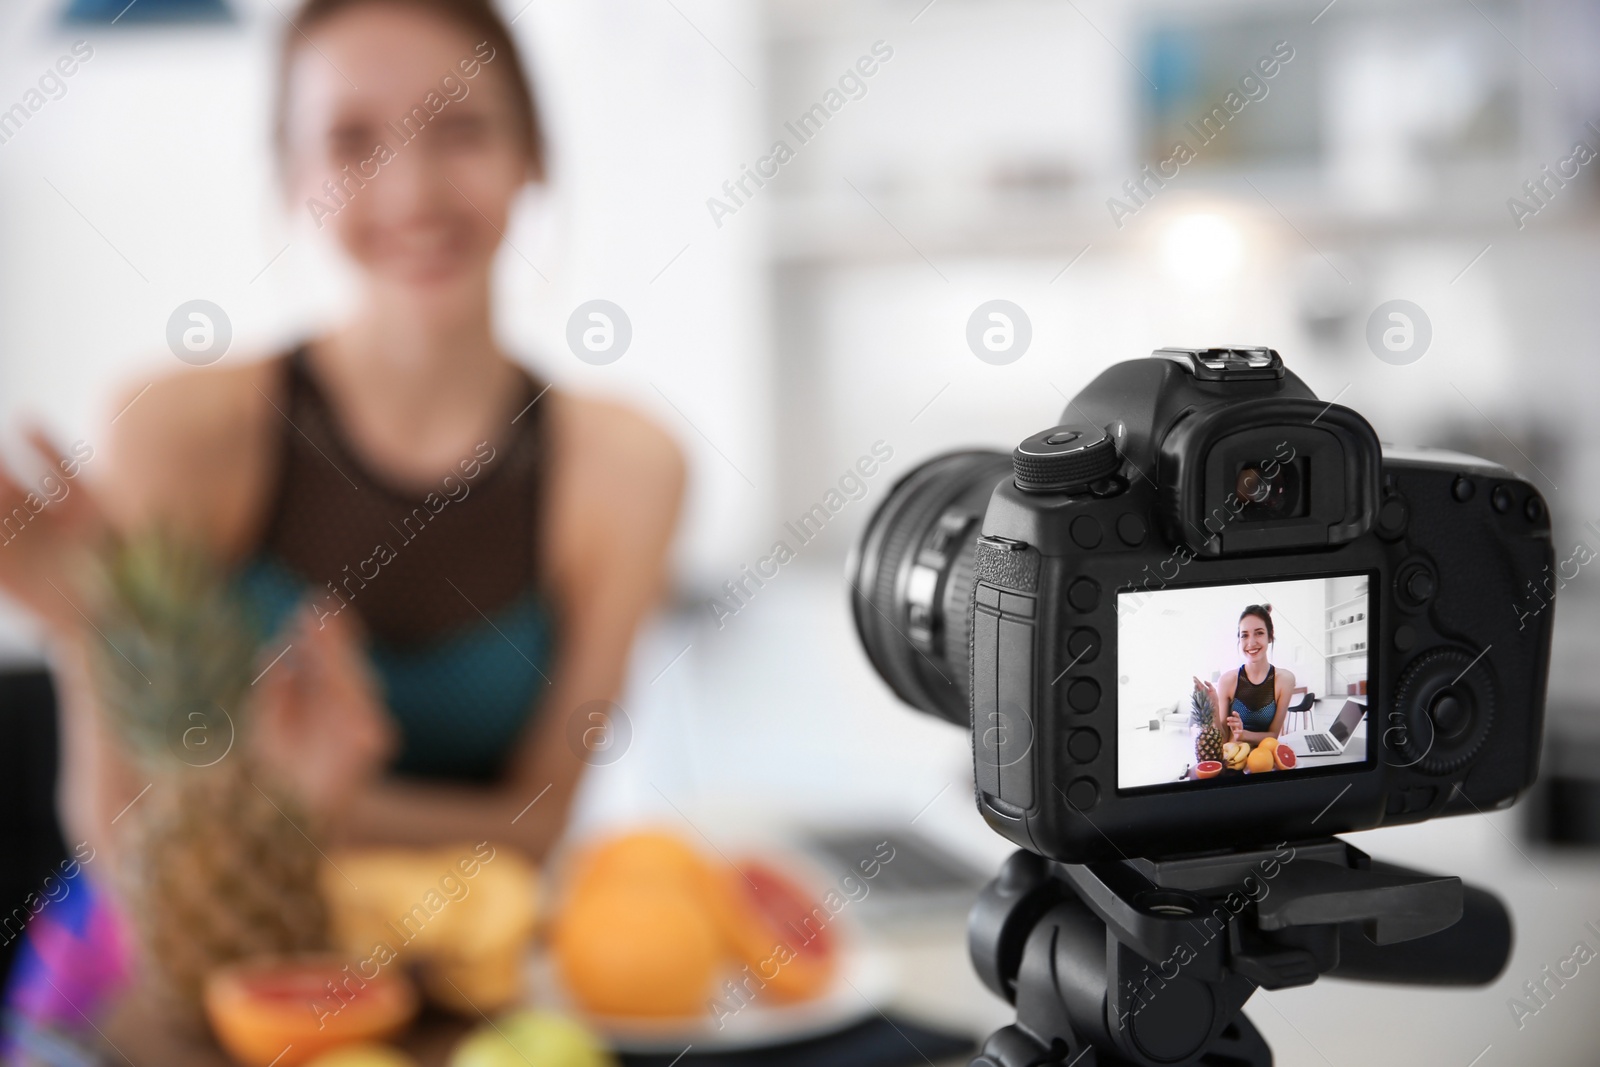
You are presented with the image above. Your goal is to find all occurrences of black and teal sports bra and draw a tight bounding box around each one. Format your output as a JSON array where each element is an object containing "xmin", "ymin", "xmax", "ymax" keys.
[
  {"xmin": 1230, "ymin": 664, "xmax": 1278, "ymax": 733},
  {"xmin": 237, "ymin": 346, "xmax": 556, "ymax": 782}
]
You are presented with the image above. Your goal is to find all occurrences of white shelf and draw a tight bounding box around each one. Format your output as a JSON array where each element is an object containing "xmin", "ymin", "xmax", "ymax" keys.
[
  {"xmin": 1326, "ymin": 620, "xmax": 1366, "ymax": 632},
  {"xmin": 1330, "ymin": 649, "xmax": 1370, "ymax": 659},
  {"xmin": 1324, "ymin": 594, "xmax": 1370, "ymax": 614}
]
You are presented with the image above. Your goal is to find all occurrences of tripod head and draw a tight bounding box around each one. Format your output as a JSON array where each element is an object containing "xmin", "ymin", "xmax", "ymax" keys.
[{"xmin": 967, "ymin": 838, "xmax": 1511, "ymax": 1067}]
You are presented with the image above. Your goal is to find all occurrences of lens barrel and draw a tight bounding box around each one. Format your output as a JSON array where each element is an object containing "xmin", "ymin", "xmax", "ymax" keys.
[{"xmin": 847, "ymin": 451, "xmax": 1014, "ymax": 726}]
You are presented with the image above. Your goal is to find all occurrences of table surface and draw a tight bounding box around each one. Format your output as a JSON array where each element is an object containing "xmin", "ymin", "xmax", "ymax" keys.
[
  {"xmin": 1123, "ymin": 697, "xmax": 1369, "ymax": 787},
  {"xmin": 92, "ymin": 920, "xmax": 993, "ymax": 1067}
]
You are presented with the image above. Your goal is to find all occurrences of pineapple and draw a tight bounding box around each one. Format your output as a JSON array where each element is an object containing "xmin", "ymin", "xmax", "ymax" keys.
[
  {"xmin": 1192, "ymin": 686, "xmax": 1224, "ymax": 764},
  {"xmin": 85, "ymin": 532, "xmax": 328, "ymax": 1019}
]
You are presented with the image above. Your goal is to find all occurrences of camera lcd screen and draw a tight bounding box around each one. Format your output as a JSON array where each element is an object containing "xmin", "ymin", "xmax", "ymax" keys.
[{"xmin": 1117, "ymin": 574, "xmax": 1372, "ymax": 790}]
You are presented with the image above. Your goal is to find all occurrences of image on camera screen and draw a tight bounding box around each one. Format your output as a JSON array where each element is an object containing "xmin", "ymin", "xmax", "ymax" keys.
[{"xmin": 1117, "ymin": 574, "xmax": 1373, "ymax": 790}]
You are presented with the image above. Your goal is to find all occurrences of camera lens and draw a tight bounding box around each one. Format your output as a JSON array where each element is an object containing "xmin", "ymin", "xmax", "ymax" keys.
[
  {"xmin": 1235, "ymin": 458, "xmax": 1307, "ymax": 520},
  {"xmin": 847, "ymin": 451, "xmax": 1013, "ymax": 726}
]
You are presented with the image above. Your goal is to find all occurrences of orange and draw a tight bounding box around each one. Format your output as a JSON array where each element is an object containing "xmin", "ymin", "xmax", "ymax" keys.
[
  {"xmin": 552, "ymin": 884, "xmax": 720, "ymax": 1018},
  {"xmin": 566, "ymin": 830, "xmax": 712, "ymax": 897},
  {"xmin": 1245, "ymin": 745, "xmax": 1276, "ymax": 773},
  {"xmin": 1258, "ymin": 737, "xmax": 1279, "ymax": 751}
]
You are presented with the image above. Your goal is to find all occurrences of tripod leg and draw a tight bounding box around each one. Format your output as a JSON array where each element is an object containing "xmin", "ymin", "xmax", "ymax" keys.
[
  {"xmin": 970, "ymin": 1014, "xmax": 1270, "ymax": 1067},
  {"xmin": 1196, "ymin": 1012, "xmax": 1271, "ymax": 1066},
  {"xmin": 970, "ymin": 1024, "xmax": 1062, "ymax": 1067}
]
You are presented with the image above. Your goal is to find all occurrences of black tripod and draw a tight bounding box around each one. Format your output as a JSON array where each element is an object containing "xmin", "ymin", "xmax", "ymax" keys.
[{"xmin": 966, "ymin": 838, "xmax": 1511, "ymax": 1066}]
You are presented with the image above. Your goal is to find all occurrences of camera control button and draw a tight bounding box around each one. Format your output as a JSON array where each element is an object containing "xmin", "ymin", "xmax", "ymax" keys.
[
  {"xmin": 1068, "ymin": 729, "xmax": 1101, "ymax": 762},
  {"xmin": 1386, "ymin": 785, "xmax": 1437, "ymax": 815},
  {"xmin": 1066, "ymin": 628, "xmax": 1101, "ymax": 664},
  {"xmin": 1491, "ymin": 485, "xmax": 1514, "ymax": 513},
  {"xmin": 1013, "ymin": 423, "xmax": 1120, "ymax": 493},
  {"xmin": 1068, "ymin": 578, "xmax": 1100, "ymax": 612},
  {"xmin": 1067, "ymin": 678, "xmax": 1100, "ymax": 712},
  {"xmin": 1405, "ymin": 569, "xmax": 1436, "ymax": 602},
  {"xmin": 1451, "ymin": 476, "xmax": 1476, "ymax": 502},
  {"xmin": 1396, "ymin": 560, "xmax": 1437, "ymax": 608},
  {"xmin": 1065, "ymin": 777, "xmax": 1099, "ymax": 811},
  {"xmin": 1116, "ymin": 513, "xmax": 1148, "ymax": 546},
  {"xmin": 1429, "ymin": 692, "xmax": 1469, "ymax": 738},
  {"xmin": 1377, "ymin": 496, "xmax": 1408, "ymax": 538},
  {"xmin": 1393, "ymin": 624, "xmax": 1417, "ymax": 652},
  {"xmin": 1071, "ymin": 516, "xmax": 1103, "ymax": 549}
]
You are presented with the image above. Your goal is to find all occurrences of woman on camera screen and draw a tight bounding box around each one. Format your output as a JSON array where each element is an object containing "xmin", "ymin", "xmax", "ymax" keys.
[{"xmin": 1194, "ymin": 604, "xmax": 1294, "ymax": 744}]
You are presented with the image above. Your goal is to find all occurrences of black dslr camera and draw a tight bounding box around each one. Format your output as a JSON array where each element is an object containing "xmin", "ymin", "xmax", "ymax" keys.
[
  {"xmin": 850, "ymin": 348, "xmax": 1554, "ymax": 1066},
  {"xmin": 851, "ymin": 346, "xmax": 1553, "ymax": 861}
]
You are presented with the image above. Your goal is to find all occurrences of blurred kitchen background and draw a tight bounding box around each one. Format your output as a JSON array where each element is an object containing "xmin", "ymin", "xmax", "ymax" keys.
[{"xmin": 3, "ymin": 0, "xmax": 1600, "ymax": 1062}]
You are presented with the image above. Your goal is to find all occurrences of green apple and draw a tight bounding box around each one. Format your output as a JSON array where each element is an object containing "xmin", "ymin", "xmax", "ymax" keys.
[
  {"xmin": 303, "ymin": 1045, "xmax": 419, "ymax": 1067},
  {"xmin": 451, "ymin": 1011, "xmax": 614, "ymax": 1067}
]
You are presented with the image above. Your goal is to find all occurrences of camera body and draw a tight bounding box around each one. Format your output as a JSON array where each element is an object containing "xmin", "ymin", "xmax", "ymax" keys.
[{"xmin": 850, "ymin": 348, "xmax": 1554, "ymax": 863}]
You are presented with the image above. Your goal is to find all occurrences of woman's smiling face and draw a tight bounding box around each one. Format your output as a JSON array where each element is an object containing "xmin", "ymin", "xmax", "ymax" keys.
[
  {"xmin": 1238, "ymin": 615, "xmax": 1271, "ymax": 660},
  {"xmin": 282, "ymin": 3, "xmax": 533, "ymax": 307}
]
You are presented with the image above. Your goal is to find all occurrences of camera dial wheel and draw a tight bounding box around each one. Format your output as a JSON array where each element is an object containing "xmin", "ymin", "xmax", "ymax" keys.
[
  {"xmin": 1012, "ymin": 424, "xmax": 1121, "ymax": 494},
  {"xmin": 1390, "ymin": 647, "xmax": 1496, "ymax": 775}
]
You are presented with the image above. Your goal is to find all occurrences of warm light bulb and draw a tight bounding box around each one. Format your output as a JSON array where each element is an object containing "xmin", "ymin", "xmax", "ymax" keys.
[{"xmin": 1160, "ymin": 213, "xmax": 1244, "ymax": 288}]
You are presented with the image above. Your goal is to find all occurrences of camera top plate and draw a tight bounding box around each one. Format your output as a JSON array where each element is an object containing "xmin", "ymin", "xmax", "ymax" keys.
[{"xmin": 1156, "ymin": 346, "xmax": 1286, "ymax": 382}]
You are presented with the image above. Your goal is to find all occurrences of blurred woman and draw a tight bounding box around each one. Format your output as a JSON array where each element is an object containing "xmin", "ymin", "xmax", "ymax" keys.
[{"xmin": 0, "ymin": 0, "xmax": 683, "ymax": 872}]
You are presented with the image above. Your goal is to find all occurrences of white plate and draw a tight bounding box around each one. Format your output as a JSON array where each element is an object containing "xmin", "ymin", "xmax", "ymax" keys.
[{"xmin": 529, "ymin": 939, "xmax": 898, "ymax": 1053}]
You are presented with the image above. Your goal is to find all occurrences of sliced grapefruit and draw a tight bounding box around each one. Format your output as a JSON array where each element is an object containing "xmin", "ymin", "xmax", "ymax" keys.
[
  {"xmin": 204, "ymin": 957, "xmax": 417, "ymax": 1067},
  {"xmin": 1274, "ymin": 745, "xmax": 1297, "ymax": 770},
  {"xmin": 702, "ymin": 860, "xmax": 838, "ymax": 1003}
]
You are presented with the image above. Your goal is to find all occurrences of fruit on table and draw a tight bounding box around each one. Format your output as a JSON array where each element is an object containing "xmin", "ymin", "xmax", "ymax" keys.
[
  {"xmin": 701, "ymin": 860, "xmax": 838, "ymax": 1002},
  {"xmin": 1194, "ymin": 760, "xmax": 1222, "ymax": 779},
  {"xmin": 1258, "ymin": 737, "xmax": 1279, "ymax": 751},
  {"xmin": 1221, "ymin": 742, "xmax": 1250, "ymax": 770},
  {"xmin": 204, "ymin": 957, "xmax": 417, "ymax": 1067},
  {"xmin": 86, "ymin": 535, "xmax": 328, "ymax": 1015},
  {"xmin": 323, "ymin": 845, "xmax": 539, "ymax": 1014},
  {"xmin": 568, "ymin": 830, "xmax": 710, "ymax": 894},
  {"xmin": 553, "ymin": 884, "xmax": 721, "ymax": 1017},
  {"xmin": 1245, "ymin": 744, "xmax": 1276, "ymax": 773},
  {"xmin": 1192, "ymin": 685, "xmax": 1224, "ymax": 764},
  {"xmin": 1274, "ymin": 745, "xmax": 1298, "ymax": 770},
  {"xmin": 553, "ymin": 830, "xmax": 842, "ymax": 1018},
  {"xmin": 303, "ymin": 1045, "xmax": 419, "ymax": 1067},
  {"xmin": 451, "ymin": 1010, "xmax": 615, "ymax": 1067}
]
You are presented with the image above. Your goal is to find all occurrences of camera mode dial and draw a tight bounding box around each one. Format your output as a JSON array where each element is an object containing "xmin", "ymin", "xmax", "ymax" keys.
[
  {"xmin": 1012, "ymin": 424, "xmax": 1120, "ymax": 493},
  {"xmin": 1391, "ymin": 647, "xmax": 1496, "ymax": 776}
]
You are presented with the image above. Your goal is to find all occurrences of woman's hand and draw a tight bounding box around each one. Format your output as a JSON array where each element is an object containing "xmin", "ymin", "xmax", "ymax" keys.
[
  {"xmin": 0, "ymin": 429, "xmax": 109, "ymax": 634},
  {"xmin": 252, "ymin": 605, "xmax": 397, "ymax": 825},
  {"xmin": 1226, "ymin": 712, "xmax": 1245, "ymax": 742}
]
